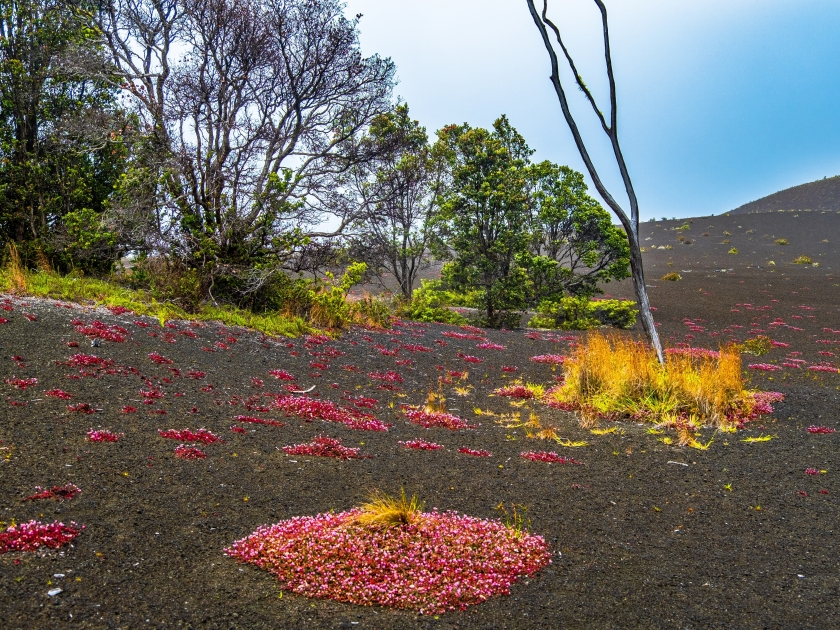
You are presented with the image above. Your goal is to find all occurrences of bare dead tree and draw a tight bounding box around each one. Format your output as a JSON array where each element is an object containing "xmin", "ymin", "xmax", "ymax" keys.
[{"xmin": 525, "ymin": 0, "xmax": 663, "ymax": 362}]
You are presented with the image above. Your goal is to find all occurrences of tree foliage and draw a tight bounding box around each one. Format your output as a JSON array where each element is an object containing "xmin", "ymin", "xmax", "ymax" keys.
[
  {"xmin": 343, "ymin": 103, "xmax": 446, "ymax": 299},
  {"xmin": 0, "ymin": 0, "xmax": 128, "ymax": 271},
  {"xmin": 434, "ymin": 116, "xmax": 532, "ymax": 326}
]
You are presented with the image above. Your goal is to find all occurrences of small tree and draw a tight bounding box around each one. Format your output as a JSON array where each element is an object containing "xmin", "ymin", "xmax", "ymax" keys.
[
  {"xmin": 526, "ymin": 0, "xmax": 664, "ymax": 361},
  {"xmin": 344, "ymin": 104, "xmax": 446, "ymax": 299},
  {"xmin": 433, "ymin": 116, "xmax": 532, "ymax": 326},
  {"xmin": 524, "ymin": 161, "xmax": 630, "ymax": 302}
]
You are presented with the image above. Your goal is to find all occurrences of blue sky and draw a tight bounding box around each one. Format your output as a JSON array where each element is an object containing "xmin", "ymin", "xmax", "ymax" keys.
[{"xmin": 343, "ymin": 0, "xmax": 840, "ymax": 221}]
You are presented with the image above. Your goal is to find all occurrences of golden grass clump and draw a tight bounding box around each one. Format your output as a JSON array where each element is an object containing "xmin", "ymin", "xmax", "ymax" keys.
[
  {"xmin": 549, "ymin": 331, "xmax": 751, "ymax": 429},
  {"xmin": 5, "ymin": 242, "xmax": 28, "ymax": 293},
  {"xmin": 355, "ymin": 489, "xmax": 425, "ymax": 528}
]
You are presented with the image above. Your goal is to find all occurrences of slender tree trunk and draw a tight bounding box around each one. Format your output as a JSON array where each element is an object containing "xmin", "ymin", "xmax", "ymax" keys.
[{"xmin": 525, "ymin": 0, "xmax": 664, "ymax": 362}]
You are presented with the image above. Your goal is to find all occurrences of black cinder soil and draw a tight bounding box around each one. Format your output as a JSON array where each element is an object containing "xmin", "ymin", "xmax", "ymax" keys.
[{"xmin": 1, "ymin": 213, "xmax": 839, "ymax": 629}]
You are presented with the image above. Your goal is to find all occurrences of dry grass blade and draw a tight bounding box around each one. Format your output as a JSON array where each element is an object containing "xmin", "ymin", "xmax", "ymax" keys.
[
  {"xmin": 355, "ymin": 489, "xmax": 425, "ymax": 527},
  {"xmin": 6, "ymin": 242, "xmax": 28, "ymax": 293}
]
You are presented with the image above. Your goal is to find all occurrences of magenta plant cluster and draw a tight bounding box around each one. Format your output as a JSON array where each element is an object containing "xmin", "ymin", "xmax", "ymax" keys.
[
  {"xmin": 224, "ymin": 509, "xmax": 551, "ymax": 614},
  {"xmin": 0, "ymin": 520, "xmax": 83, "ymax": 553}
]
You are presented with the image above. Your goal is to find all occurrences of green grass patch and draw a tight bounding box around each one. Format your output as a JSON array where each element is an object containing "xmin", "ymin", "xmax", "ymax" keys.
[{"xmin": 0, "ymin": 269, "xmax": 311, "ymax": 337}]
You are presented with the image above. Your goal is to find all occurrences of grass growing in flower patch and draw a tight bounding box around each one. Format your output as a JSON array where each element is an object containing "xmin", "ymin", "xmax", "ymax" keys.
[
  {"xmin": 547, "ymin": 331, "xmax": 763, "ymax": 429},
  {"xmin": 0, "ymin": 520, "xmax": 83, "ymax": 553},
  {"xmin": 355, "ymin": 489, "xmax": 424, "ymax": 527},
  {"xmin": 224, "ymin": 506, "xmax": 550, "ymax": 614}
]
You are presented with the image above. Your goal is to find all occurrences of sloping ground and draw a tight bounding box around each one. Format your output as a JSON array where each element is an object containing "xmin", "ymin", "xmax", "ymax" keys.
[
  {"xmin": 1, "ymin": 211, "xmax": 839, "ymax": 628},
  {"xmin": 727, "ymin": 175, "xmax": 840, "ymax": 215}
]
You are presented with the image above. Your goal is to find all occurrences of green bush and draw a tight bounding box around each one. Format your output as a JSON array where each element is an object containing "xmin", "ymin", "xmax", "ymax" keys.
[
  {"xmin": 396, "ymin": 280, "xmax": 468, "ymax": 324},
  {"xmin": 528, "ymin": 297, "xmax": 637, "ymax": 330}
]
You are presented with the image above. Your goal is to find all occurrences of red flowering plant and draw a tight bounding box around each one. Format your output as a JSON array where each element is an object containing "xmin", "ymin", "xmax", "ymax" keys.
[
  {"xmin": 404, "ymin": 408, "xmax": 478, "ymax": 430},
  {"xmin": 521, "ymin": 451, "xmax": 583, "ymax": 465},
  {"xmin": 0, "ymin": 520, "xmax": 83, "ymax": 553},
  {"xmin": 158, "ymin": 428, "xmax": 223, "ymax": 444},
  {"xmin": 5, "ymin": 377, "xmax": 38, "ymax": 390},
  {"xmin": 174, "ymin": 445, "xmax": 207, "ymax": 459},
  {"xmin": 398, "ymin": 439, "xmax": 444, "ymax": 451},
  {"xmin": 457, "ymin": 447, "xmax": 491, "ymax": 457},
  {"xmin": 44, "ymin": 388, "xmax": 73, "ymax": 399},
  {"xmin": 234, "ymin": 415, "xmax": 286, "ymax": 427},
  {"xmin": 25, "ymin": 484, "xmax": 81, "ymax": 501},
  {"xmin": 807, "ymin": 426, "xmax": 836, "ymax": 434},
  {"xmin": 74, "ymin": 320, "xmax": 128, "ymax": 342},
  {"xmin": 224, "ymin": 501, "xmax": 550, "ymax": 614},
  {"xmin": 272, "ymin": 395, "xmax": 391, "ymax": 432},
  {"xmin": 87, "ymin": 429, "xmax": 123, "ymax": 442},
  {"xmin": 281, "ymin": 435, "xmax": 370, "ymax": 460}
]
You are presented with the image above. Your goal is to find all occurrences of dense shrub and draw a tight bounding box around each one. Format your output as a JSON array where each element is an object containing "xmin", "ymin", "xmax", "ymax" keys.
[
  {"xmin": 396, "ymin": 280, "xmax": 469, "ymax": 324},
  {"xmin": 528, "ymin": 297, "xmax": 636, "ymax": 330}
]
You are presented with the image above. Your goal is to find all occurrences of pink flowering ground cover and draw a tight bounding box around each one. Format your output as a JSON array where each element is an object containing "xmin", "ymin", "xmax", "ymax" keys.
[
  {"xmin": 0, "ymin": 520, "xmax": 83, "ymax": 553},
  {"xmin": 281, "ymin": 436, "xmax": 370, "ymax": 460},
  {"xmin": 404, "ymin": 408, "xmax": 478, "ymax": 430},
  {"xmin": 224, "ymin": 509, "xmax": 550, "ymax": 614}
]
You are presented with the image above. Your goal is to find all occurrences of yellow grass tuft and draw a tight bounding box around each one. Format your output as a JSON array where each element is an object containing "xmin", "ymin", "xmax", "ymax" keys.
[
  {"xmin": 355, "ymin": 489, "xmax": 425, "ymax": 528},
  {"xmin": 6, "ymin": 242, "xmax": 28, "ymax": 293},
  {"xmin": 549, "ymin": 331, "xmax": 751, "ymax": 429}
]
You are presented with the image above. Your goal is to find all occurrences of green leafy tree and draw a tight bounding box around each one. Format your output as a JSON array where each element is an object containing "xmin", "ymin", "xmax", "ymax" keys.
[
  {"xmin": 0, "ymin": 0, "xmax": 127, "ymax": 271},
  {"xmin": 344, "ymin": 103, "xmax": 446, "ymax": 299},
  {"xmin": 524, "ymin": 161, "xmax": 629, "ymax": 301},
  {"xmin": 434, "ymin": 116, "xmax": 532, "ymax": 326}
]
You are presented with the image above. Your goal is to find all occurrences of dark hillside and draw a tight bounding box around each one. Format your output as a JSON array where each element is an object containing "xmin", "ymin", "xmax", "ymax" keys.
[{"xmin": 728, "ymin": 175, "xmax": 840, "ymax": 215}]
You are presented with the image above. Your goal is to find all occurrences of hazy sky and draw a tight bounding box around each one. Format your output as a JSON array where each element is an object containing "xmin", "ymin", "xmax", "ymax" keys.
[{"xmin": 343, "ymin": 0, "xmax": 840, "ymax": 221}]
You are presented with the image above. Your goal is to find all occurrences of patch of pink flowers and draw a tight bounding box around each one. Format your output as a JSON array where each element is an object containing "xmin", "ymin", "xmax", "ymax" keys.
[
  {"xmin": 398, "ymin": 439, "xmax": 444, "ymax": 451},
  {"xmin": 74, "ymin": 320, "xmax": 128, "ymax": 342},
  {"xmin": 501, "ymin": 366, "xmax": 518, "ymax": 373},
  {"xmin": 0, "ymin": 520, "xmax": 83, "ymax": 553},
  {"xmin": 282, "ymin": 435, "xmax": 369, "ymax": 460},
  {"xmin": 5, "ymin": 377, "xmax": 38, "ymax": 390},
  {"xmin": 442, "ymin": 331, "xmax": 485, "ymax": 340},
  {"xmin": 530, "ymin": 354, "xmax": 565, "ymax": 365},
  {"xmin": 807, "ymin": 425, "xmax": 836, "ymax": 434},
  {"xmin": 158, "ymin": 428, "xmax": 223, "ymax": 444},
  {"xmin": 805, "ymin": 468, "xmax": 820, "ymax": 476},
  {"xmin": 272, "ymin": 395, "xmax": 390, "ymax": 432},
  {"xmin": 367, "ymin": 370, "xmax": 404, "ymax": 383},
  {"xmin": 748, "ymin": 363, "xmax": 781, "ymax": 371},
  {"xmin": 24, "ymin": 484, "xmax": 81, "ymax": 502},
  {"xmin": 460, "ymin": 355, "xmax": 483, "ymax": 364},
  {"xmin": 234, "ymin": 415, "xmax": 285, "ymax": 427},
  {"xmin": 404, "ymin": 409, "xmax": 477, "ymax": 430},
  {"xmin": 521, "ymin": 451, "xmax": 582, "ymax": 465},
  {"xmin": 67, "ymin": 402, "xmax": 95, "ymax": 414},
  {"xmin": 174, "ymin": 444, "xmax": 207, "ymax": 460},
  {"xmin": 458, "ymin": 447, "xmax": 491, "ymax": 457},
  {"xmin": 808, "ymin": 365, "xmax": 838, "ymax": 373},
  {"xmin": 44, "ymin": 388, "xmax": 73, "ymax": 399},
  {"xmin": 148, "ymin": 352, "xmax": 173, "ymax": 365},
  {"xmin": 476, "ymin": 342, "xmax": 506, "ymax": 350},
  {"xmin": 224, "ymin": 509, "xmax": 550, "ymax": 614},
  {"xmin": 494, "ymin": 385, "xmax": 534, "ymax": 399},
  {"xmin": 87, "ymin": 429, "xmax": 123, "ymax": 442}
]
